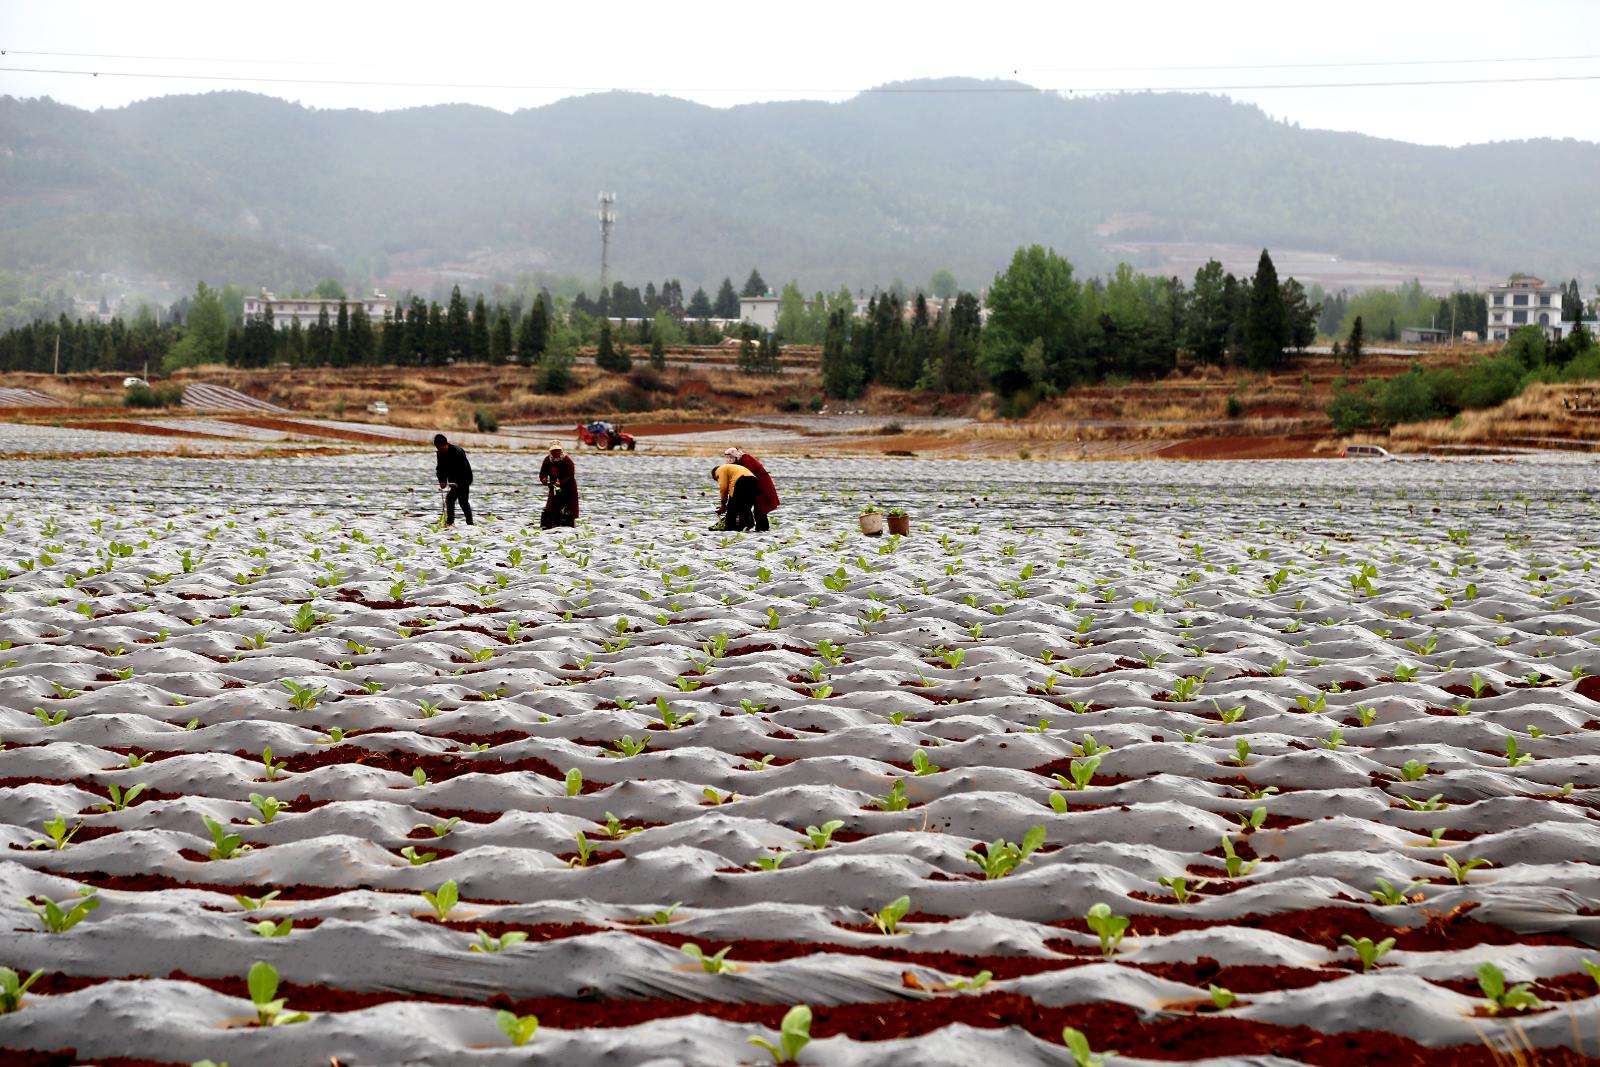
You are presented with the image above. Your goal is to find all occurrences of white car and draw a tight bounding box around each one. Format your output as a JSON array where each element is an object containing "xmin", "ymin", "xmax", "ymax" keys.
[
  {"xmin": 366, "ymin": 401, "xmax": 389, "ymax": 417},
  {"xmin": 1340, "ymin": 444, "xmax": 1393, "ymax": 459},
  {"xmin": 123, "ymin": 376, "xmax": 148, "ymax": 389}
]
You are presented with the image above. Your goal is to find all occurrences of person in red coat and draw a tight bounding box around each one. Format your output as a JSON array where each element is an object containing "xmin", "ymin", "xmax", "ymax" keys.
[
  {"xmin": 724, "ymin": 446, "xmax": 779, "ymax": 532},
  {"xmin": 539, "ymin": 442, "xmax": 579, "ymax": 529}
]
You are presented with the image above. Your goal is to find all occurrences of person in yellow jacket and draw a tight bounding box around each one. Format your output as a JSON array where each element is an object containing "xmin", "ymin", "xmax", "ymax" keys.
[{"xmin": 713, "ymin": 461, "xmax": 757, "ymax": 531}]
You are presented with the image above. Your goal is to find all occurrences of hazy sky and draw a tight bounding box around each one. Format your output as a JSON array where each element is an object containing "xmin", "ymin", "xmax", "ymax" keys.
[{"xmin": 3, "ymin": 0, "xmax": 1598, "ymax": 146}]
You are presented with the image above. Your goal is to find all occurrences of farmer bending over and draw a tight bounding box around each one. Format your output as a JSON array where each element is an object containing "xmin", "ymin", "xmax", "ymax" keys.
[
  {"xmin": 540, "ymin": 442, "xmax": 579, "ymax": 529},
  {"xmin": 713, "ymin": 461, "xmax": 757, "ymax": 531},
  {"xmin": 433, "ymin": 433, "xmax": 474, "ymax": 526},
  {"xmin": 723, "ymin": 446, "xmax": 779, "ymax": 532}
]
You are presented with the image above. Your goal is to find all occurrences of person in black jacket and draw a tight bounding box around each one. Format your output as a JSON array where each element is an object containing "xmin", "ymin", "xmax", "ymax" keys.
[{"xmin": 433, "ymin": 433, "xmax": 474, "ymax": 526}]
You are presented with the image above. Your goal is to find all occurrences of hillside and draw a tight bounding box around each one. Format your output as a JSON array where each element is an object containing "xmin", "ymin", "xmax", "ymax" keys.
[{"xmin": 2, "ymin": 82, "xmax": 1598, "ymax": 294}]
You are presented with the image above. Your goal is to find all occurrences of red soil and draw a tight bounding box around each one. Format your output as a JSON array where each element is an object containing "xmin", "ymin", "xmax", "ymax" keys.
[{"xmin": 1157, "ymin": 435, "xmax": 1326, "ymax": 460}]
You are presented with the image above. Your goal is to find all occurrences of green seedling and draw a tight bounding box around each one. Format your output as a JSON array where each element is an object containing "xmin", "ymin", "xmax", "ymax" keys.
[
  {"xmin": 33, "ymin": 707, "xmax": 68, "ymax": 727},
  {"xmin": 966, "ymin": 825, "xmax": 1047, "ymax": 880},
  {"xmin": 1235, "ymin": 806, "xmax": 1267, "ymax": 833},
  {"xmin": 565, "ymin": 768, "xmax": 583, "ymax": 796},
  {"xmin": 260, "ymin": 747, "xmax": 286, "ymax": 782},
  {"xmin": 1356, "ymin": 704, "xmax": 1377, "ymax": 726},
  {"xmin": 497, "ymin": 1009, "xmax": 540, "ymax": 1046},
  {"xmin": 247, "ymin": 961, "xmax": 309, "ymax": 1026},
  {"xmin": 873, "ymin": 779, "xmax": 910, "ymax": 812},
  {"xmin": 748, "ymin": 1004, "xmax": 812, "ymax": 1064},
  {"xmin": 1582, "ymin": 959, "xmax": 1600, "ymax": 991},
  {"xmin": 29, "ymin": 814, "xmax": 78, "ymax": 851},
  {"xmin": 911, "ymin": 750, "xmax": 940, "ymax": 776},
  {"xmin": 95, "ymin": 782, "xmax": 147, "ymax": 813},
  {"xmin": 653, "ymin": 698, "xmax": 694, "ymax": 729},
  {"xmin": 412, "ymin": 767, "xmax": 429, "ymax": 788},
  {"xmin": 422, "ymin": 879, "xmax": 458, "ymax": 921},
  {"xmin": 740, "ymin": 699, "xmax": 768, "ymax": 715},
  {"xmin": 681, "ymin": 942, "xmax": 736, "ymax": 973},
  {"xmin": 1219, "ymin": 835, "xmax": 1258, "ymax": 878},
  {"xmin": 0, "ymin": 967, "xmax": 45, "ymax": 1014},
  {"xmin": 569, "ymin": 830, "xmax": 596, "ymax": 867},
  {"xmin": 744, "ymin": 754, "xmax": 776, "ymax": 772},
  {"xmin": 417, "ymin": 817, "xmax": 461, "ymax": 838},
  {"xmin": 279, "ymin": 680, "xmax": 324, "ymax": 711},
  {"xmin": 872, "ymin": 895, "xmax": 911, "ymax": 936},
  {"xmin": 1231, "ymin": 737, "xmax": 1252, "ymax": 766},
  {"xmin": 123, "ymin": 751, "xmax": 148, "ymax": 768},
  {"xmin": 1341, "ymin": 934, "xmax": 1395, "ymax": 972},
  {"xmin": 203, "ymin": 815, "xmax": 248, "ymax": 860},
  {"xmin": 1370, "ymin": 878, "xmax": 1423, "ymax": 906},
  {"xmin": 753, "ymin": 852, "xmax": 790, "ymax": 871},
  {"xmin": 1053, "ymin": 754, "xmax": 1102, "ymax": 791},
  {"xmin": 1237, "ymin": 784, "xmax": 1278, "ymax": 801},
  {"xmin": 234, "ymin": 891, "xmax": 281, "ymax": 911},
  {"xmin": 702, "ymin": 787, "xmax": 736, "ymax": 805},
  {"xmin": 471, "ymin": 929, "xmax": 528, "ymax": 953},
  {"xmin": 1062, "ymin": 1026, "xmax": 1113, "ymax": 1067},
  {"xmin": 247, "ymin": 793, "xmax": 288, "ymax": 825},
  {"xmin": 803, "ymin": 819, "xmax": 845, "ymax": 850},
  {"xmin": 399, "ymin": 845, "xmax": 436, "ymax": 866},
  {"xmin": 318, "ymin": 727, "xmax": 352, "ymax": 744},
  {"xmin": 1085, "ymin": 902, "xmax": 1129, "ymax": 957},
  {"xmin": 947, "ymin": 970, "xmax": 992, "ymax": 991},
  {"xmin": 26, "ymin": 887, "xmax": 100, "ymax": 933},
  {"xmin": 1444, "ymin": 853, "xmax": 1491, "ymax": 884},
  {"xmin": 1397, "ymin": 759, "xmax": 1429, "ymax": 781},
  {"xmin": 249, "ymin": 917, "xmax": 294, "ymax": 938},
  {"xmin": 601, "ymin": 812, "xmax": 641, "ymax": 839},
  {"xmin": 608, "ymin": 734, "xmax": 650, "ymax": 758},
  {"xmin": 1400, "ymin": 793, "xmax": 1446, "ymax": 811},
  {"xmin": 1204, "ymin": 983, "xmax": 1237, "ymax": 1010},
  {"xmin": 1159, "ymin": 875, "xmax": 1207, "ymax": 904},
  {"xmin": 417, "ymin": 699, "xmax": 443, "ymax": 718},
  {"xmin": 1477, "ymin": 962, "xmax": 1543, "ymax": 1014},
  {"xmin": 1504, "ymin": 736, "xmax": 1533, "ymax": 767},
  {"xmin": 640, "ymin": 902, "xmax": 682, "ymax": 925}
]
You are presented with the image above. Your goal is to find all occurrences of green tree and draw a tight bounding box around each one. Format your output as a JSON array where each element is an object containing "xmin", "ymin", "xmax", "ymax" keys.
[
  {"xmin": 650, "ymin": 332, "xmax": 666, "ymax": 370},
  {"xmin": 740, "ymin": 269, "xmax": 767, "ymax": 298},
  {"xmin": 1343, "ymin": 315, "xmax": 1365, "ymax": 367},
  {"xmin": 821, "ymin": 307, "xmax": 862, "ymax": 398},
  {"xmin": 163, "ymin": 281, "xmax": 229, "ymax": 371},
  {"xmin": 445, "ymin": 286, "xmax": 470, "ymax": 361},
  {"xmin": 518, "ymin": 295, "xmax": 549, "ymax": 362},
  {"xmin": 470, "ymin": 295, "xmax": 491, "ymax": 362},
  {"xmin": 350, "ymin": 304, "xmax": 374, "ymax": 365},
  {"xmin": 1281, "ymin": 278, "xmax": 1318, "ymax": 351},
  {"xmin": 687, "ymin": 287, "xmax": 713, "ymax": 318},
  {"xmin": 314, "ymin": 279, "xmax": 347, "ymax": 300},
  {"xmin": 595, "ymin": 319, "xmax": 631, "ymax": 372},
  {"xmin": 331, "ymin": 300, "xmax": 351, "ymax": 367},
  {"xmin": 712, "ymin": 278, "xmax": 739, "ymax": 318},
  {"xmin": 929, "ymin": 269, "xmax": 958, "ymax": 300},
  {"xmin": 1184, "ymin": 259, "xmax": 1229, "ymax": 365},
  {"xmin": 980, "ymin": 244, "xmax": 1082, "ymax": 395},
  {"xmin": 650, "ymin": 308, "xmax": 684, "ymax": 346},
  {"xmin": 1241, "ymin": 248, "xmax": 1287, "ymax": 370},
  {"xmin": 775, "ymin": 282, "xmax": 810, "ymax": 344},
  {"xmin": 490, "ymin": 310, "xmax": 512, "ymax": 365}
]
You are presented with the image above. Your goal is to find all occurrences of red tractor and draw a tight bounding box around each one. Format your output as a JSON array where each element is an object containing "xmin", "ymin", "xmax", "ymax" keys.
[{"xmin": 576, "ymin": 420, "xmax": 636, "ymax": 450}]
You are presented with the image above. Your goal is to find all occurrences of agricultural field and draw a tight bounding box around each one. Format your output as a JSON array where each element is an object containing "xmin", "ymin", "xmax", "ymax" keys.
[{"xmin": 1, "ymin": 449, "xmax": 1599, "ymax": 1066}]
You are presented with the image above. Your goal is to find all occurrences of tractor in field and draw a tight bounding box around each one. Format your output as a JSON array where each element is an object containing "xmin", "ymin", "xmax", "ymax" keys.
[{"xmin": 576, "ymin": 420, "xmax": 636, "ymax": 450}]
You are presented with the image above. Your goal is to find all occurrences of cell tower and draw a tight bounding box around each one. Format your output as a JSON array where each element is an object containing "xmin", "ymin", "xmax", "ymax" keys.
[{"xmin": 598, "ymin": 192, "xmax": 617, "ymax": 294}]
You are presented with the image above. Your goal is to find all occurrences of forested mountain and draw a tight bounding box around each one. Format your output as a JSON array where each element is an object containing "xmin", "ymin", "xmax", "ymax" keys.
[{"xmin": 2, "ymin": 81, "xmax": 1597, "ymax": 294}]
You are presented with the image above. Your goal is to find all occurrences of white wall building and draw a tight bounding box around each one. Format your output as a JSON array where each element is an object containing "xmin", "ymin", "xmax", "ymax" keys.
[
  {"xmin": 244, "ymin": 291, "xmax": 394, "ymax": 330},
  {"xmin": 738, "ymin": 295, "xmax": 780, "ymax": 332},
  {"xmin": 1485, "ymin": 277, "xmax": 1563, "ymax": 342}
]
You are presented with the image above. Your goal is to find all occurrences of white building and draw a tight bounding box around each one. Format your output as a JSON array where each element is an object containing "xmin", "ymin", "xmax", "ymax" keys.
[
  {"xmin": 1485, "ymin": 276, "xmax": 1563, "ymax": 342},
  {"xmin": 738, "ymin": 295, "xmax": 780, "ymax": 332},
  {"xmin": 244, "ymin": 291, "xmax": 394, "ymax": 330}
]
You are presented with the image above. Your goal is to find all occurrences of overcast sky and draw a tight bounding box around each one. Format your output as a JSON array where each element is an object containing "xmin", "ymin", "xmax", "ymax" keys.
[{"xmin": 3, "ymin": 0, "xmax": 1598, "ymax": 146}]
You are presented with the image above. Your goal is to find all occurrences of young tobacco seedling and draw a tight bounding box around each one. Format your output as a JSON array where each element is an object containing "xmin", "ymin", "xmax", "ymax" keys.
[
  {"xmin": 748, "ymin": 1004, "xmax": 812, "ymax": 1065},
  {"xmin": 872, "ymin": 895, "xmax": 911, "ymax": 936},
  {"xmin": 1085, "ymin": 902, "xmax": 1129, "ymax": 957},
  {"xmin": 1219, "ymin": 836, "xmax": 1258, "ymax": 878},
  {"xmin": 1062, "ymin": 1026, "xmax": 1114, "ymax": 1067},
  {"xmin": 1444, "ymin": 853, "xmax": 1492, "ymax": 884},
  {"xmin": 399, "ymin": 846, "xmax": 435, "ymax": 866},
  {"xmin": 259, "ymin": 747, "xmax": 287, "ymax": 782},
  {"xmin": 0, "ymin": 967, "xmax": 45, "ymax": 1014},
  {"xmin": 1054, "ymin": 754, "xmax": 1102, "ymax": 791},
  {"xmin": 26, "ymin": 887, "xmax": 100, "ymax": 933},
  {"xmin": 96, "ymin": 782, "xmax": 147, "ymax": 813},
  {"xmin": 1235, "ymin": 806, "xmax": 1267, "ymax": 833},
  {"xmin": 1159, "ymin": 875, "xmax": 1207, "ymax": 904},
  {"xmin": 234, "ymin": 891, "xmax": 281, "ymax": 911},
  {"xmin": 947, "ymin": 970, "xmax": 993, "ymax": 991},
  {"xmin": 497, "ymin": 1009, "xmax": 540, "ymax": 1047},
  {"xmin": 470, "ymin": 929, "xmax": 528, "ymax": 953},
  {"xmin": 247, "ymin": 793, "xmax": 289, "ymax": 825},
  {"xmin": 802, "ymin": 819, "xmax": 845, "ymax": 850},
  {"xmin": 681, "ymin": 943, "xmax": 736, "ymax": 974},
  {"xmin": 1209, "ymin": 984, "xmax": 1236, "ymax": 1009},
  {"xmin": 1341, "ymin": 934, "xmax": 1395, "ymax": 972},
  {"xmin": 247, "ymin": 961, "xmax": 309, "ymax": 1026},
  {"xmin": 640, "ymin": 902, "xmax": 682, "ymax": 925},
  {"xmin": 249, "ymin": 917, "xmax": 294, "ymax": 938},
  {"xmin": 1477, "ymin": 962, "xmax": 1543, "ymax": 1014},
  {"xmin": 1504, "ymin": 736, "xmax": 1534, "ymax": 767},
  {"xmin": 28, "ymin": 814, "xmax": 79, "ymax": 851},
  {"xmin": 608, "ymin": 734, "xmax": 649, "ymax": 758},
  {"xmin": 1231, "ymin": 737, "xmax": 1252, "ymax": 766},
  {"xmin": 569, "ymin": 831, "xmax": 596, "ymax": 867},
  {"xmin": 203, "ymin": 815, "xmax": 248, "ymax": 860},
  {"xmin": 417, "ymin": 817, "xmax": 461, "ymax": 838},
  {"xmin": 422, "ymin": 879, "xmax": 458, "ymax": 921},
  {"xmin": 872, "ymin": 779, "xmax": 910, "ymax": 812},
  {"xmin": 565, "ymin": 768, "xmax": 583, "ymax": 796},
  {"xmin": 1397, "ymin": 759, "xmax": 1429, "ymax": 781},
  {"xmin": 966, "ymin": 825, "xmax": 1047, "ymax": 880},
  {"xmin": 1370, "ymin": 878, "xmax": 1423, "ymax": 906}
]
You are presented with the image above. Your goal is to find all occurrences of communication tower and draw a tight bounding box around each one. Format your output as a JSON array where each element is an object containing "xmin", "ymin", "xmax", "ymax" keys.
[{"xmin": 598, "ymin": 192, "xmax": 617, "ymax": 294}]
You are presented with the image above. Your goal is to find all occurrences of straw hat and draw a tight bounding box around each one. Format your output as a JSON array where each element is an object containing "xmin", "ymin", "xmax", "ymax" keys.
[
  {"xmin": 722, "ymin": 447, "xmax": 741, "ymax": 460},
  {"xmin": 548, "ymin": 441, "xmax": 564, "ymax": 453}
]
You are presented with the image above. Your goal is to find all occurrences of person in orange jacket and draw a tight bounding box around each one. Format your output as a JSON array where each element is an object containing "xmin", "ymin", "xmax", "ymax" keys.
[
  {"xmin": 712, "ymin": 460, "xmax": 757, "ymax": 531},
  {"xmin": 722, "ymin": 446, "xmax": 779, "ymax": 531}
]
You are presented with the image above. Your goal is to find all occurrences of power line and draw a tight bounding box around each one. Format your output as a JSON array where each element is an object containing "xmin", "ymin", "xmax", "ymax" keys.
[
  {"xmin": 1017, "ymin": 53, "xmax": 1600, "ymax": 74},
  {"xmin": 1, "ymin": 63, "xmax": 1599, "ymax": 95}
]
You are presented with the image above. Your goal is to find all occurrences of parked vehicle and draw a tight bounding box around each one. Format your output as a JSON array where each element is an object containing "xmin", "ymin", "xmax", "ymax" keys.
[
  {"xmin": 1340, "ymin": 444, "xmax": 1393, "ymax": 459},
  {"xmin": 576, "ymin": 420, "xmax": 636, "ymax": 450},
  {"xmin": 366, "ymin": 401, "xmax": 389, "ymax": 417},
  {"xmin": 123, "ymin": 377, "xmax": 148, "ymax": 389}
]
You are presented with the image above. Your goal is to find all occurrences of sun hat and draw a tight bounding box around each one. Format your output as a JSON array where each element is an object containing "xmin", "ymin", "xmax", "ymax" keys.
[
  {"xmin": 722, "ymin": 446, "xmax": 741, "ymax": 459},
  {"xmin": 548, "ymin": 441, "xmax": 563, "ymax": 452}
]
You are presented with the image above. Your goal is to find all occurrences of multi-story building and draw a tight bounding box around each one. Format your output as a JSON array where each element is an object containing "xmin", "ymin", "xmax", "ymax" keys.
[
  {"xmin": 243, "ymin": 291, "xmax": 394, "ymax": 330},
  {"xmin": 1485, "ymin": 276, "xmax": 1563, "ymax": 342}
]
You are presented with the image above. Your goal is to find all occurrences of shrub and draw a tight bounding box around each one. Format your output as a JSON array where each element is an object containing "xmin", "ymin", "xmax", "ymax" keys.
[
  {"xmin": 878, "ymin": 420, "xmax": 904, "ymax": 435},
  {"xmin": 472, "ymin": 408, "xmax": 499, "ymax": 433},
  {"xmin": 1326, "ymin": 386, "xmax": 1374, "ymax": 432},
  {"xmin": 124, "ymin": 384, "xmax": 184, "ymax": 408},
  {"xmin": 541, "ymin": 347, "xmax": 574, "ymax": 393},
  {"xmin": 629, "ymin": 366, "xmax": 668, "ymax": 393},
  {"xmin": 778, "ymin": 395, "xmax": 802, "ymax": 412},
  {"xmin": 1225, "ymin": 394, "xmax": 1243, "ymax": 418},
  {"xmin": 1376, "ymin": 364, "xmax": 1439, "ymax": 425}
]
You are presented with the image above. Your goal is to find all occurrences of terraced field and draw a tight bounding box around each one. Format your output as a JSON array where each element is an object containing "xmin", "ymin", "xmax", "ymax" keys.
[{"xmin": 2, "ymin": 449, "xmax": 1599, "ymax": 1066}]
